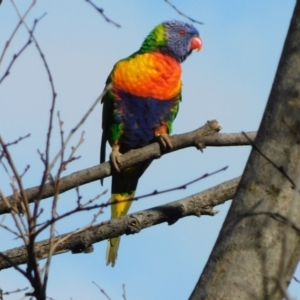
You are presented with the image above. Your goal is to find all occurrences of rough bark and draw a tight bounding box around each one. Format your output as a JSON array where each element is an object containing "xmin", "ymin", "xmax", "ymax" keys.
[
  {"xmin": 189, "ymin": 2, "xmax": 300, "ymax": 299},
  {"xmin": 0, "ymin": 176, "xmax": 240, "ymax": 270}
]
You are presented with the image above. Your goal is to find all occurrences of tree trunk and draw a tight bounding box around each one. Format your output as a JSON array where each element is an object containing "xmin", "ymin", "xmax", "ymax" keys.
[{"xmin": 190, "ymin": 1, "xmax": 300, "ymax": 299}]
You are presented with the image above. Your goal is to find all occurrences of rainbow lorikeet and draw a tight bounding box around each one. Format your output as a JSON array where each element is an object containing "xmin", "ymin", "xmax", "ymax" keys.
[{"xmin": 101, "ymin": 20, "xmax": 202, "ymax": 266}]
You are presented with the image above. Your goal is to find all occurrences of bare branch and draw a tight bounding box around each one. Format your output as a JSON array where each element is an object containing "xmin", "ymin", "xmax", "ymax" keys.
[
  {"xmin": 33, "ymin": 166, "xmax": 227, "ymax": 236},
  {"xmin": 4, "ymin": 134, "xmax": 31, "ymax": 147},
  {"xmin": 10, "ymin": 2, "xmax": 57, "ymax": 224},
  {"xmin": 0, "ymin": 176, "xmax": 239, "ymax": 270},
  {"xmin": 164, "ymin": 0, "xmax": 204, "ymax": 25},
  {"xmin": 92, "ymin": 282, "xmax": 112, "ymax": 300},
  {"xmin": 85, "ymin": 0, "xmax": 120, "ymax": 28},
  {"xmin": 0, "ymin": 0, "xmax": 35, "ymax": 65},
  {"xmin": 293, "ymin": 276, "xmax": 300, "ymax": 284},
  {"xmin": 0, "ymin": 124, "xmax": 256, "ymax": 216},
  {"xmin": 0, "ymin": 10, "xmax": 47, "ymax": 84},
  {"xmin": 0, "ymin": 251, "xmax": 28, "ymax": 275},
  {"xmin": 0, "ymin": 135, "xmax": 31, "ymax": 222},
  {"xmin": 0, "ymin": 287, "xmax": 29, "ymax": 297},
  {"xmin": 0, "ymin": 39, "xmax": 32, "ymax": 84},
  {"xmin": 47, "ymin": 83, "xmax": 112, "ymax": 175},
  {"xmin": 122, "ymin": 284, "xmax": 127, "ymax": 300}
]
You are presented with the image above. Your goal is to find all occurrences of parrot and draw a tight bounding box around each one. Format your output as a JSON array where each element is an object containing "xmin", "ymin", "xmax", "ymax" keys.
[{"xmin": 100, "ymin": 20, "xmax": 202, "ymax": 267}]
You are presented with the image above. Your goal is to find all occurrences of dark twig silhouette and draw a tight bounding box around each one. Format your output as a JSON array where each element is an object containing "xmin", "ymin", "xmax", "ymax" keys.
[
  {"xmin": 85, "ymin": 0, "xmax": 121, "ymax": 27},
  {"xmin": 164, "ymin": 0, "xmax": 204, "ymax": 25}
]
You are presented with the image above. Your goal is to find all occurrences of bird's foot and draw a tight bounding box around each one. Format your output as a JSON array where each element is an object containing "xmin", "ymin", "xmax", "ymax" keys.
[
  {"xmin": 110, "ymin": 145, "xmax": 122, "ymax": 172},
  {"xmin": 156, "ymin": 133, "xmax": 173, "ymax": 150}
]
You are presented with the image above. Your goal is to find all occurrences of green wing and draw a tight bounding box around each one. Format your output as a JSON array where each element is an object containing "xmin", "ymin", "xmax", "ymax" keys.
[
  {"xmin": 100, "ymin": 76, "xmax": 114, "ymax": 185},
  {"xmin": 166, "ymin": 88, "xmax": 181, "ymax": 134}
]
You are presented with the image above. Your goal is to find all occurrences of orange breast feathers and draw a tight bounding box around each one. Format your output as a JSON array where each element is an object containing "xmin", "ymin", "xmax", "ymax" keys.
[{"xmin": 111, "ymin": 52, "xmax": 182, "ymax": 100}]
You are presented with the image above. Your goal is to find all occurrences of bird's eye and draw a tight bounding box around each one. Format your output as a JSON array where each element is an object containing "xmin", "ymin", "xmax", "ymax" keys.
[{"xmin": 178, "ymin": 30, "xmax": 185, "ymax": 36}]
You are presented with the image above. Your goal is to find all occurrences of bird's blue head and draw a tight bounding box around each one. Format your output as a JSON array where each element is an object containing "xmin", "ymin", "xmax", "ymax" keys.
[
  {"xmin": 162, "ymin": 20, "xmax": 202, "ymax": 62},
  {"xmin": 140, "ymin": 20, "xmax": 202, "ymax": 62}
]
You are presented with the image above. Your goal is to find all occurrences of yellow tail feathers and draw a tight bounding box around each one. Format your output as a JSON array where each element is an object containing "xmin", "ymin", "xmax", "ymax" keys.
[
  {"xmin": 106, "ymin": 192, "xmax": 135, "ymax": 267},
  {"xmin": 106, "ymin": 237, "xmax": 120, "ymax": 267}
]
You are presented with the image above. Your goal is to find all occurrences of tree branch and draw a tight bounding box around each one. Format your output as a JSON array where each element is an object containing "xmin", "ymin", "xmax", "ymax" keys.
[
  {"xmin": 0, "ymin": 176, "xmax": 240, "ymax": 270},
  {"xmin": 0, "ymin": 120, "xmax": 256, "ymax": 215}
]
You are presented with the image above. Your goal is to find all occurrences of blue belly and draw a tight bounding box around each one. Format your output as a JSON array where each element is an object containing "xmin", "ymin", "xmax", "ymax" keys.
[{"xmin": 114, "ymin": 92, "xmax": 178, "ymax": 149}]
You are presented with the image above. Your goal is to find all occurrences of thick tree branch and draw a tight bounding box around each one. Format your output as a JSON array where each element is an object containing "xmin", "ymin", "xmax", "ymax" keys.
[
  {"xmin": 0, "ymin": 120, "xmax": 255, "ymax": 215},
  {"xmin": 0, "ymin": 176, "xmax": 240, "ymax": 270},
  {"xmin": 190, "ymin": 2, "xmax": 300, "ymax": 299}
]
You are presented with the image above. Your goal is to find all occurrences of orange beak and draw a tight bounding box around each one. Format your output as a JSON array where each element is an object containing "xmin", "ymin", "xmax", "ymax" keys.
[{"xmin": 190, "ymin": 36, "xmax": 202, "ymax": 52}]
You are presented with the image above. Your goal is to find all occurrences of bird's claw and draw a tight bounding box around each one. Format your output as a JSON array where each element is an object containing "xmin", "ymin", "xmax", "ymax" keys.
[
  {"xmin": 197, "ymin": 142, "xmax": 206, "ymax": 153},
  {"xmin": 110, "ymin": 146, "xmax": 122, "ymax": 172},
  {"xmin": 156, "ymin": 133, "xmax": 173, "ymax": 150}
]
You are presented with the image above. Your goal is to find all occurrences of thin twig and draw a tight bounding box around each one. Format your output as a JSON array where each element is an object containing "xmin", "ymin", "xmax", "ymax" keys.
[
  {"xmin": 0, "ymin": 221, "xmax": 22, "ymax": 238},
  {"xmin": 242, "ymin": 132, "xmax": 296, "ymax": 189},
  {"xmin": 82, "ymin": 191, "xmax": 108, "ymax": 207},
  {"xmin": 48, "ymin": 83, "xmax": 112, "ymax": 174},
  {"xmin": 35, "ymin": 191, "xmax": 108, "ymax": 236},
  {"xmin": 281, "ymin": 116, "xmax": 300, "ymax": 144},
  {"xmin": 85, "ymin": 0, "xmax": 120, "ymax": 28},
  {"xmin": 43, "ymin": 130, "xmax": 86, "ymax": 286},
  {"xmin": 42, "ymin": 112, "xmax": 67, "ymax": 286},
  {"xmin": 122, "ymin": 284, "xmax": 127, "ymax": 300},
  {"xmin": 0, "ymin": 188, "xmax": 29, "ymax": 244},
  {"xmin": 0, "ymin": 0, "xmax": 35, "ymax": 65},
  {"xmin": 1, "ymin": 287, "xmax": 29, "ymax": 296},
  {"xmin": 0, "ymin": 38, "xmax": 32, "ymax": 84},
  {"xmin": 293, "ymin": 276, "xmax": 300, "ymax": 284},
  {"xmin": 0, "ymin": 136, "xmax": 31, "ymax": 227},
  {"xmin": 111, "ymin": 165, "xmax": 228, "ymax": 204},
  {"xmin": 9, "ymin": 2, "xmax": 49, "ymax": 297},
  {"xmin": 4, "ymin": 134, "xmax": 31, "ymax": 147},
  {"xmin": 52, "ymin": 206, "xmax": 103, "ymax": 253},
  {"xmin": 0, "ymin": 252, "xmax": 28, "ymax": 277},
  {"xmin": 34, "ymin": 166, "xmax": 227, "ymax": 234},
  {"xmin": 92, "ymin": 281, "xmax": 112, "ymax": 300},
  {"xmin": 277, "ymin": 279, "xmax": 293, "ymax": 300},
  {"xmin": 0, "ymin": 13, "xmax": 45, "ymax": 84},
  {"xmin": 234, "ymin": 211, "xmax": 300, "ymax": 233},
  {"xmin": 20, "ymin": 165, "xmax": 30, "ymax": 178},
  {"xmin": 164, "ymin": 0, "xmax": 204, "ymax": 25}
]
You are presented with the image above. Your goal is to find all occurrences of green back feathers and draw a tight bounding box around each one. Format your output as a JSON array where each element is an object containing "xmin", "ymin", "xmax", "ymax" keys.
[
  {"xmin": 104, "ymin": 24, "xmax": 166, "ymax": 69},
  {"xmin": 139, "ymin": 24, "xmax": 166, "ymax": 53}
]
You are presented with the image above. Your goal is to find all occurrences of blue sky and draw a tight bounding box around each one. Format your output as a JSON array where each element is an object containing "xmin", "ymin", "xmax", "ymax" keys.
[{"xmin": 0, "ymin": 0, "xmax": 298, "ymax": 299}]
